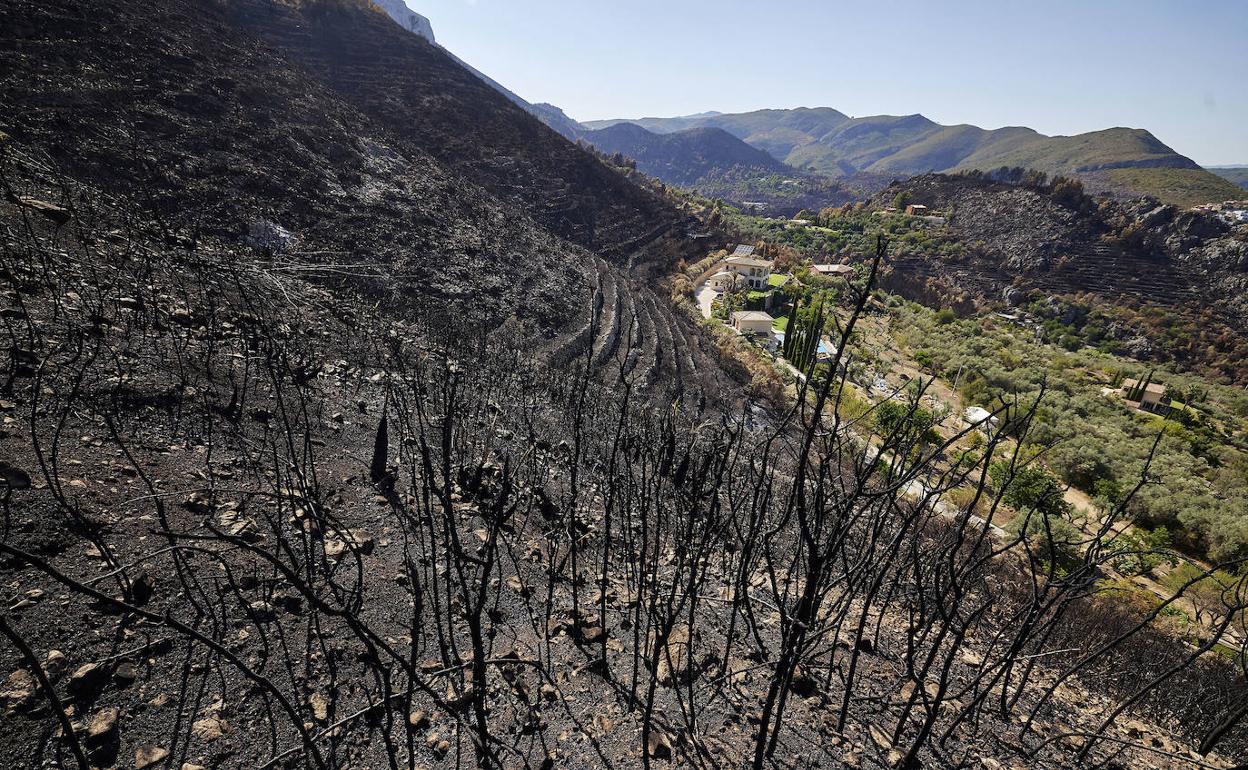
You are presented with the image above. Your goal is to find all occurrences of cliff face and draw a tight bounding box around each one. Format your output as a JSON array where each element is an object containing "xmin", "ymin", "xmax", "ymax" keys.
[{"xmin": 372, "ymin": 0, "xmax": 434, "ymax": 41}]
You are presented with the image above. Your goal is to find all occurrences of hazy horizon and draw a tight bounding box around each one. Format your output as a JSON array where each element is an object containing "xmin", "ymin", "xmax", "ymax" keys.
[{"xmin": 414, "ymin": 0, "xmax": 1248, "ymax": 166}]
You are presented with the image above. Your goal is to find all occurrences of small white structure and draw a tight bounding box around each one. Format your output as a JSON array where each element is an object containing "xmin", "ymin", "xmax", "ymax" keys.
[
  {"xmin": 732, "ymin": 311, "xmax": 775, "ymax": 337},
  {"xmin": 813, "ymin": 263, "xmax": 854, "ymax": 278},
  {"xmin": 723, "ymin": 255, "xmax": 773, "ymax": 290},
  {"xmin": 964, "ymin": 406, "xmax": 999, "ymax": 431},
  {"xmin": 707, "ymin": 270, "xmax": 738, "ymax": 292}
]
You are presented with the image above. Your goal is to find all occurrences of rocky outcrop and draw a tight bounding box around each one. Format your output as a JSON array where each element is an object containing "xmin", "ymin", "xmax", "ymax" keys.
[{"xmin": 372, "ymin": 0, "xmax": 434, "ymax": 42}]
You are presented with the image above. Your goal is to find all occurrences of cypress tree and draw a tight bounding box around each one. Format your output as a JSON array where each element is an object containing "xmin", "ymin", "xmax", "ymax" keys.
[
  {"xmin": 783, "ymin": 295, "xmax": 803, "ymax": 360},
  {"xmin": 802, "ymin": 301, "xmax": 825, "ymax": 373}
]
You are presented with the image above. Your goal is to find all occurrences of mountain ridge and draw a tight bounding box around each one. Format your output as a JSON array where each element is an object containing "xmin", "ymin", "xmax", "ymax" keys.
[{"xmin": 586, "ymin": 108, "xmax": 1240, "ymax": 205}]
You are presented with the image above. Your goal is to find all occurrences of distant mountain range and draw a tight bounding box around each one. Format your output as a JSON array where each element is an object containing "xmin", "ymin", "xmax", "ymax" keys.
[
  {"xmin": 583, "ymin": 109, "xmax": 1242, "ymax": 207},
  {"xmin": 1208, "ymin": 167, "xmax": 1248, "ymax": 191},
  {"xmin": 371, "ymin": 3, "xmax": 845, "ymax": 211},
  {"xmin": 372, "ymin": 4, "xmax": 1239, "ymax": 208},
  {"xmin": 584, "ymin": 110, "xmax": 1185, "ymax": 177},
  {"xmin": 580, "ymin": 123, "xmax": 791, "ymax": 186}
]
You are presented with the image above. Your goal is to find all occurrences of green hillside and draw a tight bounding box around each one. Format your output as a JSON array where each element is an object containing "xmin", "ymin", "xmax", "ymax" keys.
[
  {"xmin": 1089, "ymin": 168, "xmax": 1247, "ymax": 207},
  {"xmin": 955, "ymin": 128, "xmax": 1200, "ymax": 174}
]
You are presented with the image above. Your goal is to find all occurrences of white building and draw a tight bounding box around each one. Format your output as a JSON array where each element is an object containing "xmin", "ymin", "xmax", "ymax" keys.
[
  {"xmin": 723, "ymin": 256, "xmax": 772, "ymax": 290},
  {"xmin": 732, "ymin": 311, "xmax": 775, "ymax": 337},
  {"xmin": 812, "ymin": 263, "xmax": 855, "ymax": 278},
  {"xmin": 707, "ymin": 270, "xmax": 738, "ymax": 292}
]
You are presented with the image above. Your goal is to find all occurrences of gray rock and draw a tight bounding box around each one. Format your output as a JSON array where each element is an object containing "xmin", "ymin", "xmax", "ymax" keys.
[{"xmin": 373, "ymin": 0, "xmax": 435, "ymax": 42}]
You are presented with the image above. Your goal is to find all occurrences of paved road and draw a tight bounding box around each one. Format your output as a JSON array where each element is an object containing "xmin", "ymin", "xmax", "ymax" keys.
[{"xmin": 695, "ymin": 284, "xmax": 718, "ymax": 319}]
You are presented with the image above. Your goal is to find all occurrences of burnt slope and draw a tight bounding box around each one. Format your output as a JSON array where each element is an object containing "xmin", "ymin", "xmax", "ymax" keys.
[
  {"xmin": 1, "ymin": 160, "xmax": 1243, "ymax": 770},
  {"xmin": 0, "ymin": 0, "xmax": 595, "ymax": 329},
  {"xmin": 224, "ymin": 0, "xmax": 685, "ymax": 259},
  {"xmin": 0, "ymin": 0, "xmax": 736, "ymax": 402}
]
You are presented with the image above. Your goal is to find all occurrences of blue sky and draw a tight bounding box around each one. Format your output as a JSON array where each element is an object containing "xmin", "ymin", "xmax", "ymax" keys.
[{"xmin": 413, "ymin": 0, "xmax": 1247, "ymax": 165}]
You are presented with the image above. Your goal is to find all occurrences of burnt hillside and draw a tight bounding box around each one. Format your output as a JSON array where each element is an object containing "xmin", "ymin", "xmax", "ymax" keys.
[
  {"xmin": 225, "ymin": 0, "xmax": 686, "ymax": 260},
  {"xmin": 875, "ymin": 173, "xmax": 1248, "ymax": 381},
  {"xmin": 3, "ymin": 153, "xmax": 1246, "ymax": 769},
  {"xmin": 0, "ymin": 0, "xmax": 735, "ymax": 397},
  {"xmin": 0, "ymin": 0, "xmax": 585, "ymax": 326}
]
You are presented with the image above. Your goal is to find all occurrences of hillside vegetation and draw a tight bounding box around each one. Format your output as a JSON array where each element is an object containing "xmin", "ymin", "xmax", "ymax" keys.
[
  {"xmin": 723, "ymin": 172, "xmax": 1248, "ymax": 383},
  {"xmin": 1091, "ymin": 168, "xmax": 1246, "ymax": 208}
]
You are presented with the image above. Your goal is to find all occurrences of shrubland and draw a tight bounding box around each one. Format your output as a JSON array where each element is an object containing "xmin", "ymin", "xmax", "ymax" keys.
[{"xmin": 891, "ymin": 302, "xmax": 1248, "ymax": 561}]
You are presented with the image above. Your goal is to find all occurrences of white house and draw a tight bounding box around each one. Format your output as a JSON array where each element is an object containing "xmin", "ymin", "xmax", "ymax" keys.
[
  {"xmin": 723, "ymin": 255, "xmax": 772, "ymax": 290},
  {"xmin": 1121, "ymin": 378, "xmax": 1168, "ymax": 414},
  {"xmin": 732, "ymin": 311, "xmax": 775, "ymax": 337}
]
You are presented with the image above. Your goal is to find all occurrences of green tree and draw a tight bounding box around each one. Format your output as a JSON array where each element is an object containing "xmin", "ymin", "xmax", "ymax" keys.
[
  {"xmin": 990, "ymin": 462, "xmax": 1072, "ymax": 519},
  {"xmin": 1109, "ymin": 527, "xmax": 1175, "ymax": 576}
]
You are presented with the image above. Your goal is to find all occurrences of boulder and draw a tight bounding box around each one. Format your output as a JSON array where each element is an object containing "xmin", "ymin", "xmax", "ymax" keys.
[
  {"xmin": 86, "ymin": 706, "xmax": 120, "ymax": 744},
  {"xmin": 1, "ymin": 668, "xmax": 36, "ymax": 710},
  {"xmin": 44, "ymin": 650, "xmax": 68, "ymax": 679},
  {"xmin": 191, "ymin": 716, "xmax": 228, "ymax": 742},
  {"xmin": 135, "ymin": 745, "xmax": 169, "ymax": 769},
  {"xmin": 0, "ymin": 461, "xmax": 31, "ymax": 490},
  {"xmin": 68, "ymin": 663, "xmax": 110, "ymax": 697}
]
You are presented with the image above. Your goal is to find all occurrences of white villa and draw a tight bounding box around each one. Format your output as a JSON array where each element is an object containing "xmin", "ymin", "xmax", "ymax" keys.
[
  {"xmin": 964, "ymin": 406, "xmax": 1000, "ymax": 431},
  {"xmin": 720, "ymin": 255, "xmax": 773, "ymax": 290}
]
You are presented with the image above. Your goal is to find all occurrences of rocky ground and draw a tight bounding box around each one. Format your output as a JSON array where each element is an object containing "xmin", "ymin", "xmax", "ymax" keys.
[{"xmin": 3, "ymin": 165, "xmax": 1246, "ymax": 768}]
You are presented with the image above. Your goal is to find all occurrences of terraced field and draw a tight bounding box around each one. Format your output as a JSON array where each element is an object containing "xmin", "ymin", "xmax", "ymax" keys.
[{"xmin": 550, "ymin": 258, "xmax": 731, "ymax": 404}]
